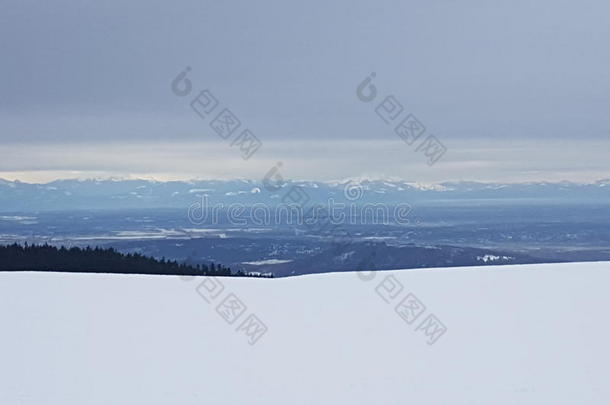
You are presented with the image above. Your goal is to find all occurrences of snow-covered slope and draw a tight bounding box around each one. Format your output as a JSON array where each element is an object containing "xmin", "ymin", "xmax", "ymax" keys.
[{"xmin": 1, "ymin": 262, "xmax": 609, "ymax": 404}]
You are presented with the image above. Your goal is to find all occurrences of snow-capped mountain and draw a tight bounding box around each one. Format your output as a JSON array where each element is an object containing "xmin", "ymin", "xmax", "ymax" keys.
[{"xmin": 1, "ymin": 178, "xmax": 610, "ymax": 211}]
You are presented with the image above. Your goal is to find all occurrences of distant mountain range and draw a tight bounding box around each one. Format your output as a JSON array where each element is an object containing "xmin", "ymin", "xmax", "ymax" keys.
[{"xmin": 1, "ymin": 178, "xmax": 610, "ymax": 212}]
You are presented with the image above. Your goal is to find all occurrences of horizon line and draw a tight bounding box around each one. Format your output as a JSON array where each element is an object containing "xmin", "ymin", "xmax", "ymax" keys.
[{"xmin": 2, "ymin": 176, "xmax": 610, "ymax": 186}]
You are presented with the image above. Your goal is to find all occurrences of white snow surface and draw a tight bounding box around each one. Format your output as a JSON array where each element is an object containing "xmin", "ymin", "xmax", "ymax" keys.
[{"xmin": 1, "ymin": 262, "xmax": 609, "ymax": 404}]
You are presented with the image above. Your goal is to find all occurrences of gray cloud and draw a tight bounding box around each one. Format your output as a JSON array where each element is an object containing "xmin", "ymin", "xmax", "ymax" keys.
[{"xmin": 1, "ymin": 0, "xmax": 609, "ymax": 180}]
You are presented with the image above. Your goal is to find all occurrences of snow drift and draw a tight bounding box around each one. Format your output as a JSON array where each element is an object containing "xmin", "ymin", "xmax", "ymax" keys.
[{"xmin": 1, "ymin": 262, "xmax": 609, "ymax": 404}]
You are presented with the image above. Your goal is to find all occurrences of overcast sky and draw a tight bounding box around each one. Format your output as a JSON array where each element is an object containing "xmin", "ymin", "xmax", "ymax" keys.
[{"xmin": 1, "ymin": 0, "xmax": 609, "ymax": 183}]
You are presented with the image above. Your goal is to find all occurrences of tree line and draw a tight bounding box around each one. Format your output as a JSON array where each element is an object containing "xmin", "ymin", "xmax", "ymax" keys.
[{"xmin": 0, "ymin": 243, "xmax": 272, "ymax": 278}]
